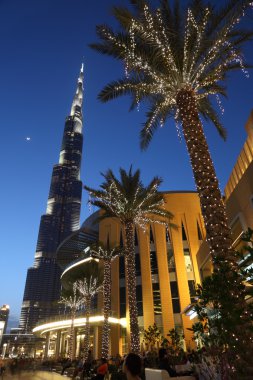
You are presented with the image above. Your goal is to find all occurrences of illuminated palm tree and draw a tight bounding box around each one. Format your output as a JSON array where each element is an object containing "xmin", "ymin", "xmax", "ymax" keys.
[
  {"xmin": 76, "ymin": 266, "xmax": 102, "ymax": 361},
  {"xmin": 90, "ymin": 0, "xmax": 253, "ymax": 268},
  {"xmin": 90, "ymin": 243, "xmax": 123, "ymax": 359},
  {"xmin": 85, "ymin": 167, "xmax": 174, "ymax": 353},
  {"xmin": 59, "ymin": 282, "xmax": 83, "ymax": 360}
]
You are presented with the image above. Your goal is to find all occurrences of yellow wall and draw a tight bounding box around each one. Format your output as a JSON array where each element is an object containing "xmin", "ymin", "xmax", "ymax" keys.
[{"xmin": 99, "ymin": 191, "xmax": 204, "ymax": 351}]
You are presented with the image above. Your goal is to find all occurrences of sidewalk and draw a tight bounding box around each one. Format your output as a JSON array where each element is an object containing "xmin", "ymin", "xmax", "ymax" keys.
[{"xmin": 2, "ymin": 370, "xmax": 67, "ymax": 379}]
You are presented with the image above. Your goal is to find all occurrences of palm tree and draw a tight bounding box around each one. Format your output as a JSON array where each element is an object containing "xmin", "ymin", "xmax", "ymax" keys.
[
  {"xmin": 76, "ymin": 267, "xmax": 102, "ymax": 361},
  {"xmin": 85, "ymin": 167, "xmax": 174, "ymax": 353},
  {"xmin": 59, "ymin": 281, "xmax": 83, "ymax": 360},
  {"xmin": 90, "ymin": 0, "xmax": 253, "ymax": 268},
  {"xmin": 90, "ymin": 243, "xmax": 123, "ymax": 359}
]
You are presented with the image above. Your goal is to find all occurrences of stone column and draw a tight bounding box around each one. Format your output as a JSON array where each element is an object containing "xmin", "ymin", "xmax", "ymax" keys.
[
  {"xmin": 139, "ymin": 228, "xmax": 155, "ymax": 329},
  {"xmin": 66, "ymin": 335, "xmax": 69, "ymax": 356},
  {"xmin": 60, "ymin": 332, "xmax": 65, "ymax": 357},
  {"xmin": 55, "ymin": 330, "xmax": 61, "ymax": 358},
  {"xmin": 72, "ymin": 328, "xmax": 77, "ymax": 359},
  {"xmin": 110, "ymin": 324, "xmax": 120, "ymax": 356},
  {"xmin": 76, "ymin": 331, "xmax": 81, "ymax": 358},
  {"xmin": 93, "ymin": 326, "xmax": 98, "ymax": 359},
  {"xmin": 44, "ymin": 332, "xmax": 50, "ymax": 358}
]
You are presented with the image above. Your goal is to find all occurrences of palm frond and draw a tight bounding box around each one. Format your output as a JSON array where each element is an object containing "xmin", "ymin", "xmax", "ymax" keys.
[{"xmin": 91, "ymin": 0, "xmax": 252, "ymax": 145}]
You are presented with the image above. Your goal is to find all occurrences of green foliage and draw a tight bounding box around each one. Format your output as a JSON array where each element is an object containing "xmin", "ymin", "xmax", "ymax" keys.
[
  {"xmin": 192, "ymin": 228, "xmax": 253, "ymax": 378},
  {"xmin": 166, "ymin": 328, "xmax": 185, "ymax": 353},
  {"xmin": 143, "ymin": 323, "xmax": 162, "ymax": 347},
  {"xmin": 85, "ymin": 166, "xmax": 174, "ymax": 227}
]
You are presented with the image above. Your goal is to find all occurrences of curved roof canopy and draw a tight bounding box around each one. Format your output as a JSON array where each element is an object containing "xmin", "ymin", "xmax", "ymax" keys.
[{"xmin": 56, "ymin": 212, "xmax": 99, "ymax": 269}]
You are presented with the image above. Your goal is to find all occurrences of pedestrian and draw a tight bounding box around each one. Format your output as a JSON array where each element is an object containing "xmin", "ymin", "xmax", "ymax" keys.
[{"xmin": 123, "ymin": 353, "xmax": 142, "ymax": 380}]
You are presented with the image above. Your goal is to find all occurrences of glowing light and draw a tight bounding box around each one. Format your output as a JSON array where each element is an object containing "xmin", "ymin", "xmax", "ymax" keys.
[
  {"xmin": 61, "ymin": 256, "xmax": 99, "ymax": 279},
  {"xmin": 33, "ymin": 315, "xmax": 126, "ymax": 334}
]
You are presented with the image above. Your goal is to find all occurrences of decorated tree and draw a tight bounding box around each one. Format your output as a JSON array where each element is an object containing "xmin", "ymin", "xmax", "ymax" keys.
[
  {"xmin": 90, "ymin": 243, "xmax": 122, "ymax": 359},
  {"xmin": 90, "ymin": 0, "xmax": 253, "ymax": 373},
  {"xmin": 76, "ymin": 263, "xmax": 102, "ymax": 362},
  {"xmin": 59, "ymin": 281, "xmax": 83, "ymax": 360},
  {"xmin": 85, "ymin": 167, "xmax": 174, "ymax": 353},
  {"xmin": 191, "ymin": 229, "xmax": 253, "ymax": 378}
]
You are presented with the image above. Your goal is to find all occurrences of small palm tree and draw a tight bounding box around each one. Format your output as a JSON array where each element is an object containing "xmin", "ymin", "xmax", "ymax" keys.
[
  {"xmin": 76, "ymin": 266, "xmax": 102, "ymax": 361},
  {"xmin": 85, "ymin": 167, "xmax": 174, "ymax": 353},
  {"xmin": 90, "ymin": 243, "xmax": 123, "ymax": 359},
  {"xmin": 90, "ymin": 0, "xmax": 253, "ymax": 267},
  {"xmin": 59, "ymin": 281, "xmax": 83, "ymax": 360}
]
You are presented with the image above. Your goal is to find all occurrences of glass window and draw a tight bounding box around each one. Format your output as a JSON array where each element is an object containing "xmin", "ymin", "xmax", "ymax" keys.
[
  {"xmin": 152, "ymin": 282, "xmax": 162, "ymax": 315},
  {"xmin": 188, "ymin": 280, "xmax": 196, "ymax": 297},
  {"xmin": 172, "ymin": 299, "xmax": 180, "ymax": 313},
  {"xmin": 184, "ymin": 249, "xmax": 193, "ymax": 272},
  {"xmin": 182, "ymin": 223, "xmax": 187, "ymax": 241},
  {"xmin": 136, "ymin": 285, "xmax": 143, "ymax": 316},
  {"xmin": 170, "ymin": 281, "xmax": 179, "ymax": 298},
  {"xmin": 120, "ymin": 287, "xmax": 126, "ymax": 318},
  {"xmin": 150, "ymin": 251, "xmax": 158, "ymax": 275},
  {"xmin": 135, "ymin": 253, "xmax": 141, "ymax": 276},
  {"xmin": 167, "ymin": 248, "xmax": 175, "ymax": 272},
  {"xmin": 119, "ymin": 256, "xmax": 125, "ymax": 279}
]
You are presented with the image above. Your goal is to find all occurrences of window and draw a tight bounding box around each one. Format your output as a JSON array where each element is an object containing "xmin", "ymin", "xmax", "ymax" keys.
[
  {"xmin": 184, "ymin": 249, "xmax": 193, "ymax": 273},
  {"xmin": 170, "ymin": 281, "xmax": 181, "ymax": 314},
  {"xmin": 135, "ymin": 253, "xmax": 141, "ymax": 276},
  {"xmin": 170, "ymin": 281, "xmax": 179, "ymax": 298},
  {"xmin": 150, "ymin": 251, "xmax": 158, "ymax": 275},
  {"xmin": 136, "ymin": 285, "xmax": 143, "ymax": 316},
  {"xmin": 167, "ymin": 248, "xmax": 175, "ymax": 272},
  {"xmin": 188, "ymin": 280, "xmax": 196, "ymax": 303},
  {"xmin": 182, "ymin": 223, "xmax": 187, "ymax": 241},
  {"xmin": 152, "ymin": 283, "xmax": 162, "ymax": 315},
  {"xmin": 120, "ymin": 287, "xmax": 126, "ymax": 318},
  {"xmin": 119, "ymin": 256, "xmax": 125, "ymax": 279},
  {"xmin": 172, "ymin": 299, "xmax": 180, "ymax": 314}
]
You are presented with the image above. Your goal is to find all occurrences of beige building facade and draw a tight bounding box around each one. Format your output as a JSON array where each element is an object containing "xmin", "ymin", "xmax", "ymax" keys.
[
  {"xmin": 99, "ymin": 191, "xmax": 204, "ymax": 352},
  {"xmin": 34, "ymin": 191, "xmax": 205, "ymax": 357}
]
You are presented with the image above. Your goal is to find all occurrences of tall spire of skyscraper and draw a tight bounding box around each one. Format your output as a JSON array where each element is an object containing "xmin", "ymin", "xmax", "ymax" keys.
[
  {"xmin": 20, "ymin": 65, "xmax": 85, "ymax": 332},
  {"xmin": 70, "ymin": 63, "xmax": 84, "ymax": 133}
]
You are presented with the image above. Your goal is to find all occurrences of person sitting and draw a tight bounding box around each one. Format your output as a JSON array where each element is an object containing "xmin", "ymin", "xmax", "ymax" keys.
[
  {"xmin": 158, "ymin": 348, "xmax": 177, "ymax": 377},
  {"xmin": 92, "ymin": 358, "xmax": 108, "ymax": 380},
  {"xmin": 123, "ymin": 353, "xmax": 142, "ymax": 380}
]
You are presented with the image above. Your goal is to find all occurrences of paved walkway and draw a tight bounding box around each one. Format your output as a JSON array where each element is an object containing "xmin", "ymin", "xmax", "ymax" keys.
[{"xmin": 2, "ymin": 371, "xmax": 67, "ymax": 379}]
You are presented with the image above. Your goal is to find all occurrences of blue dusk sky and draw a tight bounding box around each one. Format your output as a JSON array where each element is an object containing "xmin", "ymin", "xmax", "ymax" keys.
[{"xmin": 0, "ymin": 0, "xmax": 252, "ymax": 326}]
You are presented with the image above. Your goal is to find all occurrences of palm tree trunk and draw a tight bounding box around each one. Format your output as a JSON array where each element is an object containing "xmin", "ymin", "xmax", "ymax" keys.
[
  {"xmin": 176, "ymin": 88, "xmax": 235, "ymax": 267},
  {"xmin": 125, "ymin": 221, "xmax": 140, "ymax": 353},
  {"xmin": 176, "ymin": 88, "xmax": 253, "ymax": 379},
  {"xmin": 69, "ymin": 309, "xmax": 76, "ymax": 361},
  {"xmin": 84, "ymin": 296, "xmax": 91, "ymax": 362},
  {"xmin": 102, "ymin": 259, "xmax": 111, "ymax": 359}
]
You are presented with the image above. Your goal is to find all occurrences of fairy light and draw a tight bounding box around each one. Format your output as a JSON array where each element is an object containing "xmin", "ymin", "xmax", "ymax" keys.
[
  {"xmin": 90, "ymin": 245, "xmax": 122, "ymax": 359},
  {"xmin": 93, "ymin": 0, "xmax": 253, "ymax": 366},
  {"xmin": 59, "ymin": 282, "xmax": 83, "ymax": 360},
  {"xmin": 85, "ymin": 169, "xmax": 173, "ymax": 353},
  {"xmin": 215, "ymin": 95, "xmax": 224, "ymax": 115},
  {"xmin": 76, "ymin": 277, "xmax": 102, "ymax": 361}
]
